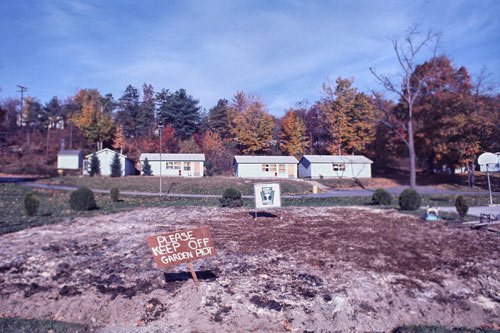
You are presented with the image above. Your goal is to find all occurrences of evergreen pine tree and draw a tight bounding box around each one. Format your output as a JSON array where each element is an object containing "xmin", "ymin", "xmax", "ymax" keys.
[
  {"xmin": 89, "ymin": 153, "xmax": 101, "ymax": 176},
  {"xmin": 117, "ymin": 85, "xmax": 141, "ymax": 138},
  {"xmin": 156, "ymin": 88, "xmax": 201, "ymax": 140},
  {"xmin": 142, "ymin": 157, "xmax": 153, "ymax": 176},
  {"xmin": 206, "ymin": 99, "xmax": 233, "ymax": 138},
  {"xmin": 137, "ymin": 84, "xmax": 156, "ymax": 137},
  {"xmin": 110, "ymin": 152, "xmax": 122, "ymax": 177}
]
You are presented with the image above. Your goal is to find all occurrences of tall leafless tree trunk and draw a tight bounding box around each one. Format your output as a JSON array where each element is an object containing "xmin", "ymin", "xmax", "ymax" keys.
[{"xmin": 370, "ymin": 27, "xmax": 440, "ymax": 189}]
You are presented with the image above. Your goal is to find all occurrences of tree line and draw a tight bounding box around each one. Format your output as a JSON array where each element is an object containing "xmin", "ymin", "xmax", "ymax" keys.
[{"xmin": 0, "ymin": 34, "xmax": 498, "ymax": 182}]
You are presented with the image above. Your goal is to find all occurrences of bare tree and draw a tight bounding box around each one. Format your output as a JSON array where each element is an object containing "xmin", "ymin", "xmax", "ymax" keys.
[{"xmin": 370, "ymin": 27, "xmax": 440, "ymax": 189}]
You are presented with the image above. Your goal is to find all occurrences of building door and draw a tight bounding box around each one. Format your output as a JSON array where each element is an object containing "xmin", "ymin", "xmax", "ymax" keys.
[
  {"xmin": 288, "ymin": 164, "xmax": 295, "ymax": 178},
  {"xmin": 194, "ymin": 162, "xmax": 201, "ymax": 176}
]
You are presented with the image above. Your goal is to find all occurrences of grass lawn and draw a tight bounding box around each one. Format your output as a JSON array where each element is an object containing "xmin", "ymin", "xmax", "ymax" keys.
[
  {"xmin": 3, "ymin": 182, "xmax": 497, "ymax": 235},
  {"xmin": 316, "ymin": 172, "xmax": 500, "ymax": 192},
  {"xmin": 0, "ymin": 183, "xmax": 220, "ymax": 235},
  {"xmin": 38, "ymin": 176, "xmax": 313, "ymax": 195},
  {"xmin": 0, "ymin": 318, "xmax": 91, "ymax": 333}
]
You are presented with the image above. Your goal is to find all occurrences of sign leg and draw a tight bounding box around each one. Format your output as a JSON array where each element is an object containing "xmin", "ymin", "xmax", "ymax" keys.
[{"xmin": 187, "ymin": 262, "xmax": 200, "ymax": 288}]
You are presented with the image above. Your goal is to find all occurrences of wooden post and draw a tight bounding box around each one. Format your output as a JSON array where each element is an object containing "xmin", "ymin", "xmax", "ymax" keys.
[
  {"xmin": 486, "ymin": 166, "xmax": 493, "ymax": 205},
  {"xmin": 187, "ymin": 261, "xmax": 200, "ymax": 287}
]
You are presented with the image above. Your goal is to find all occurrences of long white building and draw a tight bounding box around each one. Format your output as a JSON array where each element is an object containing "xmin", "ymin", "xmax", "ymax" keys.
[
  {"xmin": 233, "ymin": 155, "xmax": 298, "ymax": 178},
  {"xmin": 139, "ymin": 153, "xmax": 205, "ymax": 177},
  {"xmin": 299, "ymin": 155, "xmax": 373, "ymax": 178}
]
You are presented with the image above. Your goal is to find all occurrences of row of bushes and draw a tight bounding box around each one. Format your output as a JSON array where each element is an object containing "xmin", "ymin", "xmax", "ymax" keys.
[
  {"xmin": 371, "ymin": 188, "xmax": 422, "ymax": 210},
  {"xmin": 24, "ymin": 187, "xmax": 121, "ymax": 216},
  {"xmin": 371, "ymin": 188, "xmax": 469, "ymax": 217},
  {"xmin": 23, "ymin": 186, "xmax": 469, "ymax": 217}
]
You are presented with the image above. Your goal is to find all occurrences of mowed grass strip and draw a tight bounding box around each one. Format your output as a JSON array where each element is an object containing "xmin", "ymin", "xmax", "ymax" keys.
[
  {"xmin": 0, "ymin": 183, "xmax": 220, "ymax": 235},
  {"xmin": 38, "ymin": 176, "xmax": 313, "ymax": 195},
  {"xmin": 0, "ymin": 317, "xmax": 92, "ymax": 333},
  {"xmin": 2, "ymin": 183, "xmax": 497, "ymax": 235}
]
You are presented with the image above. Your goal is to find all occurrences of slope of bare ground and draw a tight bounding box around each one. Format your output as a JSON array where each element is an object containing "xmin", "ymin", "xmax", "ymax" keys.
[{"xmin": 0, "ymin": 207, "xmax": 499, "ymax": 332}]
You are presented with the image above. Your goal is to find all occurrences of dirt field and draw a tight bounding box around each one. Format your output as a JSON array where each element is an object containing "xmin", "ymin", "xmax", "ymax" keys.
[{"xmin": 0, "ymin": 206, "xmax": 499, "ymax": 332}]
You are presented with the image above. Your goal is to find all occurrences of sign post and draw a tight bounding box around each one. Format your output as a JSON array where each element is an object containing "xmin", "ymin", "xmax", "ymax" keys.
[
  {"xmin": 478, "ymin": 152, "xmax": 497, "ymax": 206},
  {"xmin": 254, "ymin": 183, "xmax": 282, "ymax": 219},
  {"xmin": 145, "ymin": 226, "xmax": 216, "ymax": 287}
]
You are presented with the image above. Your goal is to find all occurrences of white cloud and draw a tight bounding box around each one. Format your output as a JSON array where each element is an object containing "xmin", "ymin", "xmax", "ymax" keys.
[{"xmin": 2, "ymin": 0, "xmax": 497, "ymax": 116}]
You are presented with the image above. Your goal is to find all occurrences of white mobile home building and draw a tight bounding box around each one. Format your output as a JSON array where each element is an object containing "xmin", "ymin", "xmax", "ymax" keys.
[
  {"xmin": 299, "ymin": 155, "xmax": 373, "ymax": 178},
  {"xmin": 83, "ymin": 148, "xmax": 135, "ymax": 176},
  {"xmin": 57, "ymin": 150, "xmax": 83, "ymax": 170},
  {"xmin": 139, "ymin": 153, "xmax": 205, "ymax": 177},
  {"xmin": 234, "ymin": 155, "xmax": 298, "ymax": 178}
]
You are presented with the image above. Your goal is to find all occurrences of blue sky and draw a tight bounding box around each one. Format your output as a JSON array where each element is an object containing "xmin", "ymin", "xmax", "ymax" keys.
[{"xmin": 0, "ymin": 0, "xmax": 498, "ymax": 116}]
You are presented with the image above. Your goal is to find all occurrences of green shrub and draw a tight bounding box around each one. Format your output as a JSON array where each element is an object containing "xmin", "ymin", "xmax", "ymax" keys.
[
  {"xmin": 220, "ymin": 187, "xmax": 243, "ymax": 207},
  {"xmin": 24, "ymin": 192, "xmax": 40, "ymax": 216},
  {"xmin": 371, "ymin": 188, "xmax": 393, "ymax": 205},
  {"xmin": 70, "ymin": 187, "xmax": 97, "ymax": 211},
  {"xmin": 110, "ymin": 187, "xmax": 120, "ymax": 202},
  {"xmin": 142, "ymin": 157, "xmax": 153, "ymax": 176},
  {"xmin": 399, "ymin": 188, "xmax": 421, "ymax": 211},
  {"xmin": 110, "ymin": 153, "xmax": 122, "ymax": 178},
  {"xmin": 455, "ymin": 196, "xmax": 468, "ymax": 220},
  {"xmin": 89, "ymin": 153, "xmax": 100, "ymax": 177}
]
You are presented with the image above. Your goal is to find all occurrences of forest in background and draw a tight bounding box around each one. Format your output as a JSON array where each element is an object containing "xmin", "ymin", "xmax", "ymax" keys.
[{"xmin": 0, "ymin": 55, "xmax": 498, "ymax": 177}]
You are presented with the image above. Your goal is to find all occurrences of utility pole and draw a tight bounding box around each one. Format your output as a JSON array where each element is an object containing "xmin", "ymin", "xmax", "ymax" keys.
[
  {"xmin": 17, "ymin": 85, "xmax": 29, "ymax": 144},
  {"xmin": 157, "ymin": 124, "xmax": 164, "ymax": 196},
  {"xmin": 17, "ymin": 85, "xmax": 27, "ymax": 125}
]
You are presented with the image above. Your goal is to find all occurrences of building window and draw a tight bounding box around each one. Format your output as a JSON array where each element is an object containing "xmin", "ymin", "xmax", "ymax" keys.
[
  {"xmin": 333, "ymin": 163, "xmax": 345, "ymax": 172},
  {"xmin": 262, "ymin": 164, "xmax": 277, "ymax": 172},
  {"xmin": 279, "ymin": 164, "xmax": 286, "ymax": 173},
  {"xmin": 183, "ymin": 162, "xmax": 191, "ymax": 171},
  {"xmin": 166, "ymin": 162, "xmax": 182, "ymax": 170}
]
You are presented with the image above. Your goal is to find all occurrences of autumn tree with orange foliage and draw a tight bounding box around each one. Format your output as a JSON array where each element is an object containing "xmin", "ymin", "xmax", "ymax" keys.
[
  {"xmin": 279, "ymin": 109, "xmax": 308, "ymax": 157},
  {"xmin": 200, "ymin": 131, "xmax": 224, "ymax": 156},
  {"xmin": 112, "ymin": 125, "xmax": 126, "ymax": 154},
  {"xmin": 408, "ymin": 55, "xmax": 500, "ymax": 180},
  {"xmin": 231, "ymin": 92, "xmax": 275, "ymax": 155},
  {"xmin": 198, "ymin": 130, "xmax": 235, "ymax": 175},
  {"xmin": 321, "ymin": 78, "xmax": 376, "ymax": 155},
  {"xmin": 71, "ymin": 89, "xmax": 114, "ymax": 150}
]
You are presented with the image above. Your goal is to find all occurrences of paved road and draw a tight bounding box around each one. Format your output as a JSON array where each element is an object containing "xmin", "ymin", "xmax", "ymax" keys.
[
  {"xmin": 16, "ymin": 181, "xmax": 499, "ymax": 199},
  {"xmin": 439, "ymin": 205, "xmax": 500, "ymax": 218},
  {"xmin": 297, "ymin": 185, "xmax": 497, "ymax": 198}
]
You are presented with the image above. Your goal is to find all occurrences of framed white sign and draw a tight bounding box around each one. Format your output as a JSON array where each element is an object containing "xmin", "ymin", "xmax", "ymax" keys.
[{"xmin": 254, "ymin": 183, "xmax": 281, "ymax": 209}]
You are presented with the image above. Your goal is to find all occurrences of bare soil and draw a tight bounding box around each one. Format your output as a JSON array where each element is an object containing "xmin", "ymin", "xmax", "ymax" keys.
[{"xmin": 0, "ymin": 207, "xmax": 499, "ymax": 332}]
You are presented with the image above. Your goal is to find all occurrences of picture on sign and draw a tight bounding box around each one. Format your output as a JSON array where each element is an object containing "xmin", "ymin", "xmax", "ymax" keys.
[
  {"xmin": 254, "ymin": 183, "xmax": 281, "ymax": 209},
  {"xmin": 145, "ymin": 226, "xmax": 216, "ymax": 269}
]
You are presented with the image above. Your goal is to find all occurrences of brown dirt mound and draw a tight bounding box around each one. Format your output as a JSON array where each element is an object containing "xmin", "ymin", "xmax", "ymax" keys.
[{"xmin": 0, "ymin": 206, "xmax": 498, "ymax": 332}]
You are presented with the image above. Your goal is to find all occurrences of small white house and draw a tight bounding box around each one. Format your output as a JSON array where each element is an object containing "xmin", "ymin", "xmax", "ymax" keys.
[
  {"xmin": 299, "ymin": 155, "xmax": 373, "ymax": 178},
  {"xmin": 479, "ymin": 152, "xmax": 500, "ymax": 172},
  {"xmin": 57, "ymin": 150, "xmax": 83, "ymax": 170},
  {"xmin": 83, "ymin": 148, "xmax": 135, "ymax": 176},
  {"xmin": 139, "ymin": 153, "xmax": 205, "ymax": 177},
  {"xmin": 233, "ymin": 155, "xmax": 298, "ymax": 178}
]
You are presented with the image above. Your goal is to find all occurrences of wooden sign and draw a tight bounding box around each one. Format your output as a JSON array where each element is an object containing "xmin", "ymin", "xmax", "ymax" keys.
[
  {"xmin": 254, "ymin": 183, "xmax": 281, "ymax": 209},
  {"xmin": 146, "ymin": 226, "xmax": 216, "ymax": 269}
]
